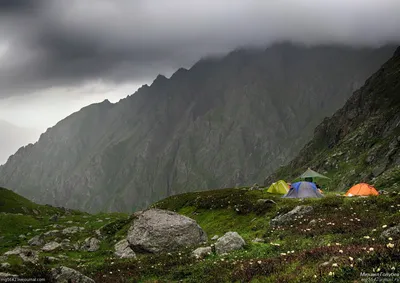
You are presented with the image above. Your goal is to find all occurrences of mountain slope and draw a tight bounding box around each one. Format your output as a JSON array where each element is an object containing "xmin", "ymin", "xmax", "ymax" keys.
[
  {"xmin": 0, "ymin": 120, "xmax": 40, "ymax": 165},
  {"xmin": 265, "ymin": 46, "xmax": 400, "ymax": 191},
  {"xmin": 0, "ymin": 43, "xmax": 396, "ymax": 212}
]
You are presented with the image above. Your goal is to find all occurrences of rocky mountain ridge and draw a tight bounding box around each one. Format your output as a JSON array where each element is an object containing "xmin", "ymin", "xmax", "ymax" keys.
[
  {"xmin": 0, "ymin": 43, "xmax": 396, "ymax": 212},
  {"xmin": 265, "ymin": 46, "xmax": 400, "ymax": 191}
]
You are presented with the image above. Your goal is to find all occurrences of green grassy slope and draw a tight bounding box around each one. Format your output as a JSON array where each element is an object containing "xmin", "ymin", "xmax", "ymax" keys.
[{"xmin": 1, "ymin": 187, "xmax": 400, "ymax": 282}]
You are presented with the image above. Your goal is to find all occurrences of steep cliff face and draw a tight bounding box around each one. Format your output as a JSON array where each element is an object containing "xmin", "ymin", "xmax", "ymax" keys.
[
  {"xmin": 0, "ymin": 43, "xmax": 396, "ymax": 212},
  {"xmin": 266, "ymin": 47, "xmax": 400, "ymax": 191}
]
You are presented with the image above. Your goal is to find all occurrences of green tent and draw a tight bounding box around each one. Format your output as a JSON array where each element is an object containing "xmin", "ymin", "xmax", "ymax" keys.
[
  {"xmin": 299, "ymin": 168, "xmax": 330, "ymax": 182},
  {"xmin": 267, "ymin": 180, "xmax": 290, "ymax": 194}
]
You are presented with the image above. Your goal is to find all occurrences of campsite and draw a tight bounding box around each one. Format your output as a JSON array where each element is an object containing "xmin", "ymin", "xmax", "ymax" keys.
[{"xmin": 266, "ymin": 168, "xmax": 381, "ymax": 199}]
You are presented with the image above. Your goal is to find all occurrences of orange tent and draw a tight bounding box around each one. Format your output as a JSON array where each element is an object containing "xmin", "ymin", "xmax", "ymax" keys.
[{"xmin": 345, "ymin": 183, "xmax": 379, "ymax": 197}]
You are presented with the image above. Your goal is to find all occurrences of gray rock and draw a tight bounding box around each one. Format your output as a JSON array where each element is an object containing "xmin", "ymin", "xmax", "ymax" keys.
[
  {"xmin": 114, "ymin": 239, "xmax": 136, "ymax": 259},
  {"xmin": 49, "ymin": 214, "xmax": 58, "ymax": 222},
  {"xmin": 0, "ymin": 256, "xmax": 7, "ymax": 262},
  {"xmin": 0, "ymin": 272, "xmax": 18, "ymax": 278},
  {"xmin": 28, "ymin": 234, "xmax": 44, "ymax": 246},
  {"xmin": 309, "ymin": 219, "xmax": 317, "ymax": 226},
  {"xmin": 256, "ymin": 199, "xmax": 277, "ymax": 205},
  {"xmin": 44, "ymin": 230, "xmax": 60, "ymax": 236},
  {"xmin": 44, "ymin": 256, "xmax": 59, "ymax": 263},
  {"xmin": 270, "ymin": 206, "xmax": 314, "ymax": 227},
  {"xmin": 18, "ymin": 234, "xmax": 26, "ymax": 239},
  {"xmin": 127, "ymin": 209, "xmax": 207, "ymax": 253},
  {"xmin": 5, "ymin": 247, "xmax": 39, "ymax": 264},
  {"xmin": 381, "ymin": 225, "xmax": 400, "ymax": 240},
  {"xmin": 42, "ymin": 241, "xmax": 61, "ymax": 252},
  {"xmin": 214, "ymin": 232, "xmax": 246, "ymax": 255},
  {"xmin": 211, "ymin": 235, "xmax": 219, "ymax": 241},
  {"xmin": 66, "ymin": 221, "xmax": 73, "ymax": 224},
  {"xmin": 192, "ymin": 247, "xmax": 212, "ymax": 259},
  {"xmin": 51, "ymin": 266, "xmax": 95, "ymax": 283},
  {"xmin": 62, "ymin": 226, "xmax": 84, "ymax": 235},
  {"xmin": 32, "ymin": 209, "xmax": 40, "ymax": 215},
  {"xmin": 81, "ymin": 237, "xmax": 100, "ymax": 252},
  {"xmin": 252, "ymin": 238, "xmax": 265, "ymax": 243},
  {"xmin": 1, "ymin": 263, "xmax": 10, "ymax": 268}
]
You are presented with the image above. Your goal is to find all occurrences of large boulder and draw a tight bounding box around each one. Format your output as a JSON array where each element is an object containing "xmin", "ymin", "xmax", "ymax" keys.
[
  {"xmin": 81, "ymin": 237, "xmax": 100, "ymax": 252},
  {"xmin": 380, "ymin": 225, "xmax": 400, "ymax": 240},
  {"xmin": 51, "ymin": 266, "xmax": 95, "ymax": 283},
  {"xmin": 127, "ymin": 209, "xmax": 207, "ymax": 253},
  {"xmin": 114, "ymin": 239, "xmax": 136, "ymax": 259},
  {"xmin": 270, "ymin": 205, "xmax": 314, "ymax": 227},
  {"xmin": 214, "ymin": 232, "xmax": 246, "ymax": 255}
]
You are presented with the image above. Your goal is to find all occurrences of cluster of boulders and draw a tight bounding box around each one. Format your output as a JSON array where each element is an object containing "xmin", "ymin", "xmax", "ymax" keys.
[{"xmin": 0, "ymin": 208, "xmax": 248, "ymax": 281}]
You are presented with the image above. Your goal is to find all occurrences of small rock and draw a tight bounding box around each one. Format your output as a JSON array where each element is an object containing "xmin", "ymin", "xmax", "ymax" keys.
[
  {"xmin": 381, "ymin": 225, "xmax": 400, "ymax": 240},
  {"xmin": 309, "ymin": 219, "xmax": 317, "ymax": 226},
  {"xmin": 42, "ymin": 241, "xmax": 61, "ymax": 252},
  {"xmin": 0, "ymin": 272, "xmax": 18, "ymax": 278},
  {"xmin": 81, "ymin": 237, "xmax": 100, "ymax": 252},
  {"xmin": 32, "ymin": 209, "xmax": 40, "ymax": 215},
  {"xmin": 49, "ymin": 214, "xmax": 58, "ymax": 222},
  {"xmin": 44, "ymin": 256, "xmax": 59, "ymax": 263},
  {"xmin": 252, "ymin": 238, "xmax": 264, "ymax": 243},
  {"xmin": 66, "ymin": 221, "xmax": 73, "ymax": 224},
  {"xmin": 28, "ymin": 234, "xmax": 44, "ymax": 246},
  {"xmin": 18, "ymin": 234, "xmax": 26, "ymax": 239},
  {"xmin": 270, "ymin": 206, "xmax": 314, "ymax": 227},
  {"xmin": 44, "ymin": 230, "xmax": 60, "ymax": 236},
  {"xmin": 214, "ymin": 232, "xmax": 246, "ymax": 255},
  {"xmin": 114, "ymin": 239, "xmax": 136, "ymax": 259},
  {"xmin": 0, "ymin": 256, "xmax": 7, "ymax": 262},
  {"xmin": 62, "ymin": 226, "xmax": 84, "ymax": 235},
  {"xmin": 211, "ymin": 235, "xmax": 219, "ymax": 241},
  {"xmin": 192, "ymin": 247, "xmax": 212, "ymax": 259},
  {"xmin": 5, "ymin": 247, "xmax": 39, "ymax": 264},
  {"xmin": 257, "ymin": 199, "xmax": 277, "ymax": 205},
  {"xmin": 51, "ymin": 266, "xmax": 95, "ymax": 283},
  {"xmin": 1, "ymin": 263, "xmax": 10, "ymax": 268}
]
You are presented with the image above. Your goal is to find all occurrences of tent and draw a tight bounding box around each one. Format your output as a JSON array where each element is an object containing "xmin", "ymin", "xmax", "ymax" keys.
[
  {"xmin": 283, "ymin": 181, "xmax": 324, "ymax": 198},
  {"xmin": 345, "ymin": 183, "xmax": 379, "ymax": 197},
  {"xmin": 267, "ymin": 180, "xmax": 290, "ymax": 194},
  {"xmin": 299, "ymin": 168, "xmax": 330, "ymax": 182}
]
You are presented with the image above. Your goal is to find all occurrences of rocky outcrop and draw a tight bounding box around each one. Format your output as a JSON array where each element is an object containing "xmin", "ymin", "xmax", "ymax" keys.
[
  {"xmin": 51, "ymin": 266, "xmax": 95, "ymax": 283},
  {"xmin": 81, "ymin": 237, "xmax": 100, "ymax": 252},
  {"xmin": 214, "ymin": 232, "xmax": 246, "ymax": 255},
  {"xmin": 0, "ymin": 44, "xmax": 395, "ymax": 213},
  {"xmin": 192, "ymin": 247, "xmax": 212, "ymax": 259},
  {"xmin": 270, "ymin": 206, "xmax": 314, "ymax": 227},
  {"xmin": 127, "ymin": 209, "xmax": 207, "ymax": 253},
  {"xmin": 114, "ymin": 239, "xmax": 136, "ymax": 259}
]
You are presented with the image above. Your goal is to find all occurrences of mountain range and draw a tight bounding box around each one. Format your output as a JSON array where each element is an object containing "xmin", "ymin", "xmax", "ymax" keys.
[{"xmin": 0, "ymin": 43, "xmax": 396, "ymax": 212}]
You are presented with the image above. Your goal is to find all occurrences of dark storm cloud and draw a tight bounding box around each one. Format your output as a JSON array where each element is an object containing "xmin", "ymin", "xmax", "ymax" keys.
[{"xmin": 1, "ymin": 0, "xmax": 400, "ymax": 98}]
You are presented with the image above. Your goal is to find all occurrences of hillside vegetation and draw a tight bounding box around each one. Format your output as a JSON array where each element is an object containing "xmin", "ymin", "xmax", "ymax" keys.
[{"xmin": 1, "ymin": 187, "xmax": 400, "ymax": 282}]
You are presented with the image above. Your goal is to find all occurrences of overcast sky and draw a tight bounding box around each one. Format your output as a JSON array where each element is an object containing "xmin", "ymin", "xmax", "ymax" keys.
[{"xmin": 0, "ymin": 0, "xmax": 400, "ymax": 162}]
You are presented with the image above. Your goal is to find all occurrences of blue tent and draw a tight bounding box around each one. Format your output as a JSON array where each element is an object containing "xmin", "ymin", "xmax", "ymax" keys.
[{"xmin": 283, "ymin": 181, "xmax": 324, "ymax": 198}]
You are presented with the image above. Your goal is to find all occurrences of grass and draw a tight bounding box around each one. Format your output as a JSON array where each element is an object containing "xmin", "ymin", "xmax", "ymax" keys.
[{"xmin": 1, "ymin": 187, "xmax": 400, "ymax": 282}]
